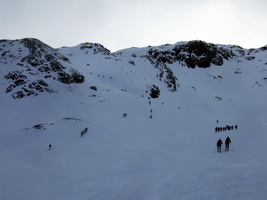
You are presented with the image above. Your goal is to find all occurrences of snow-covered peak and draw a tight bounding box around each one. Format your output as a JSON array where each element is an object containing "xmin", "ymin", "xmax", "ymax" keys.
[{"xmin": 0, "ymin": 38, "xmax": 84, "ymax": 99}]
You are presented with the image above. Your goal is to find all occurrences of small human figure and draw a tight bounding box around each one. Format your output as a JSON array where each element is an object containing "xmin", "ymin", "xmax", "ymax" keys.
[
  {"xmin": 216, "ymin": 139, "xmax": 223, "ymax": 152},
  {"xmin": 49, "ymin": 144, "xmax": 52, "ymax": 150},
  {"xmin": 225, "ymin": 137, "xmax": 231, "ymax": 151}
]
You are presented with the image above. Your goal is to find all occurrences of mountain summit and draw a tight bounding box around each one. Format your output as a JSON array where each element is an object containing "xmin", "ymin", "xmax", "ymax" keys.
[
  {"xmin": 1, "ymin": 38, "xmax": 266, "ymax": 100},
  {"xmin": 0, "ymin": 38, "xmax": 84, "ymax": 99}
]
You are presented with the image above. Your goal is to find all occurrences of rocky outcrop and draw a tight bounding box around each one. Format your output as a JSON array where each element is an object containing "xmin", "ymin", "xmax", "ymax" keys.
[
  {"xmin": 1, "ymin": 38, "xmax": 265, "ymax": 100},
  {"xmin": 79, "ymin": 42, "xmax": 111, "ymax": 55},
  {"xmin": 148, "ymin": 40, "xmax": 235, "ymax": 68},
  {"xmin": 4, "ymin": 70, "xmax": 56, "ymax": 98},
  {"xmin": 149, "ymin": 84, "xmax": 160, "ymax": 99},
  {"xmin": 145, "ymin": 54, "xmax": 179, "ymax": 92},
  {"xmin": 0, "ymin": 38, "xmax": 84, "ymax": 99}
]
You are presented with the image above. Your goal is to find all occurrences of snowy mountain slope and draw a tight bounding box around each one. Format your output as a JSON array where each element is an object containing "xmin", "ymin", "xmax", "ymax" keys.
[
  {"xmin": 0, "ymin": 38, "xmax": 267, "ymax": 200},
  {"xmin": 0, "ymin": 38, "xmax": 84, "ymax": 99}
]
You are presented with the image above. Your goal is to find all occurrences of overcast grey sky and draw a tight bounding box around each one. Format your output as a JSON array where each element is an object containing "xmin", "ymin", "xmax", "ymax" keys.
[{"xmin": 1, "ymin": 0, "xmax": 266, "ymax": 52}]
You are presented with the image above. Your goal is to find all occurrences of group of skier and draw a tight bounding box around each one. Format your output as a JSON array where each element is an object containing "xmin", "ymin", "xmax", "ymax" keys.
[
  {"xmin": 216, "ymin": 137, "xmax": 231, "ymax": 152},
  {"xmin": 47, "ymin": 125, "xmax": 234, "ymax": 153},
  {"xmin": 215, "ymin": 125, "xmax": 238, "ymax": 133}
]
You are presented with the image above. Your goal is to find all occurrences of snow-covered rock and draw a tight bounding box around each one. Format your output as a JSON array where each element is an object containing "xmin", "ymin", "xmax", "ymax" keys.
[{"xmin": 0, "ymin": 38, "xmax": 84, "ymax": 99}]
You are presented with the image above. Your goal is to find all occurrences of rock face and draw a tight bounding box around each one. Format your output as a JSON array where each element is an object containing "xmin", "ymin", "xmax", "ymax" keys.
[
  {"xmin": 79, "ymin": 42, "xmax": 111, "ymax": 55},
  {"xmin": 149, "ymin": 84, "xmax": 160, "ymax": 99},
  {"xmin": 142, "ymin": 40, "xmax": 239, "ymax": 93},
  {"xmin": 148, "ymin": 40, "xmax": 236, "ymax": 69},
  {"xmin": 0, "ymin": 38, "xmax": 84, "ymax": 99},
  {"xmin": 1, "ymin": 38, "xmax": 266, "ymax": 99}
]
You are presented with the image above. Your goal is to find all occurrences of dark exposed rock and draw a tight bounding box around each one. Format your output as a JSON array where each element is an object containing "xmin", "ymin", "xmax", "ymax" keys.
[
  {"xmin": 80, "ymin": 42, "xmax": 111, "ymax": 55},
  {"xmin": 7, "ymin": 79, "xmax": 55, "ymax": 99},
  {"xmin": 149, "ymin": 85, "xmax": 160, "ymax": 99},
  {"xmin": 38, "ymin": 66, "xmax": 51, "ymax": 72},
  {"xmin": 1, "ymin": 38, "xmax": 85, "ymax": 99},
  {"xmin": 57, "ymin": 70, "xmax": 84, "ymax": 84},
  {"xmin": 50, "ymin": 60, "xmax": 65, "ymax": 72},
  {"xmin": 12, "ymin": 91, "xmax": 26, "ymax": 99},
  {"xmin": 33, "ymin": 124, "xmax": 46, "ymax": 130},
  {"xmin": 44, "ymin": 54, "xmax": 55, "ymax": 62},
  {"xmin": 148, "ymin": 40, "xmax": 235, "ymax": 69},
  {"xmin": 145, "ymin": 55, "xmax": 178, "ymax": 92},
  {"xmin": 90, "ymin": 86, "xmax": 97, "ymax": 91},
  {"xmin": 4, "ymin": 71, "xmax": 27, "ymax": 81},
  {"xmin": 71, "ymin": 70, "xmax": 85, "ymax": 83},
  {"xmin": 14, "ymin": 79, "xmax": 27, "ymax": 86},
  {"xmin": 1, "ymin": 38, "xmax": 266, "ymax": 100},
  {"xmin": 21, "ymin": 38, "xmax": 69, "ymax": 64},
  {"xmin": 259, "ymin": 46, "xmax": 267, "ymax": 51}
]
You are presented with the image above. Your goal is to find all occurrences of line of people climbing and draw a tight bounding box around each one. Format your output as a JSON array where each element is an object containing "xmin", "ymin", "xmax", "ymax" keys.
[
  {"xmin": 216, "ymin": 137, "xmax": 231, "ymax": 152},
  {"xmin": 215, "ymin": 125, "xmax": 238, "ymax": 133}
]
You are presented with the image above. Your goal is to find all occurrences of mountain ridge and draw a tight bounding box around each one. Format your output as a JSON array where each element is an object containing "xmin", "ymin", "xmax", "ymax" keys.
[{"xmin": 1, "ymin": 38, "xmax": 266, "ymax": 100}]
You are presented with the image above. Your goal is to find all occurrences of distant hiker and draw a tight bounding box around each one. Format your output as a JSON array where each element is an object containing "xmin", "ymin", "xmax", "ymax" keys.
[
  {"xmin": 49, "ymin": 144, "xmax": 52, "ymax": 150},
  {"xmin": 217, "ymin": 120, "xmax": 219, "ymax": 124},
  {"xmin": 216, "ymin": 139, "xmax": 223, "ymax": 152},
  {"xmin": 81, "ymin": 128, "xmax": 88, "ymax": 137},
  {"xmin": 235, "ymin": 125, "xmax": 238, "ymax": 130},
  {"xmin": 225, "ymin": 137, "xmax": 231, "ymax": 151}
]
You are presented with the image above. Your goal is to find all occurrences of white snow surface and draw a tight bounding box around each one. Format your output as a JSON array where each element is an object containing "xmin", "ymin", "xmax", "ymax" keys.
[{"xmin": 1, "ymin": 40, "xmax": 267, "ymax": 200}]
